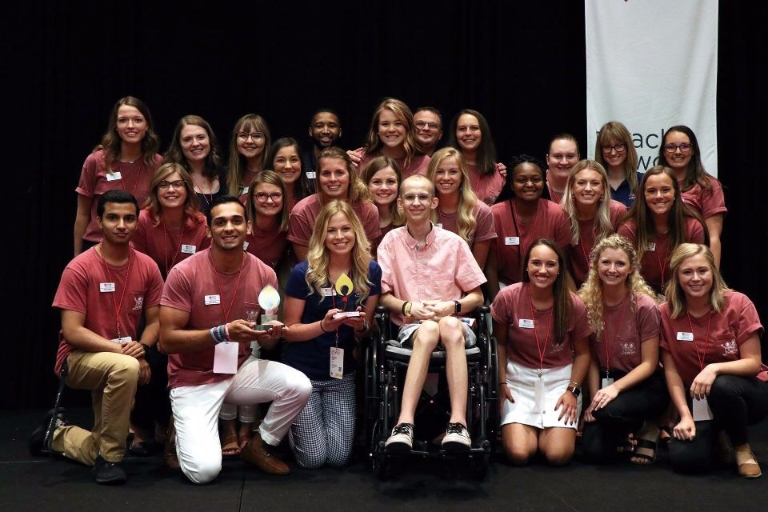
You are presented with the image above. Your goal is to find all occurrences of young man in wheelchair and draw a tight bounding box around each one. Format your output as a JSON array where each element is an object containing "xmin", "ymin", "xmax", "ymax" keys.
[{"xmin": 376, "ymin": 175, "xmax": 486, "ymax": 452}]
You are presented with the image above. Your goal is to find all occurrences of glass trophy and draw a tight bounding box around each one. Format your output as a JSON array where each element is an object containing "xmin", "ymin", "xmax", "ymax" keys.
[
  {"xmin": 332, "ymin": 273, "xmax": 360, "ymax": 319},
  {"xmin": 255, "ymin": 284, "xmax": 281, "ymax": 330}
]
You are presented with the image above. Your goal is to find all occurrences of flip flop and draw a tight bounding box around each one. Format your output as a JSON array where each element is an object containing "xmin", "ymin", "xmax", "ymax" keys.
[{"xmin": 221, "ymin": 434, "xmax": 241, "ymax": 456}]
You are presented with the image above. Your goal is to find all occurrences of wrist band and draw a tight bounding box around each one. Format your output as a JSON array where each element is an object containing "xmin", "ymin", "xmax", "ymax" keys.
[
  {"xmin": 224, "ymin": 323, "xmax": 232, "ymax": 341},
  {"xmin": 210, "ymin": 327, "xmax": 224, "ymax": 344},
  {"xmin": 140, "ymin": 342, "xmax": 150, "ymax": 355},
  {"xmin": 401, "ymin": 301, "xmax": 410, "ymax": 315},
  {"xmin": 319, "ymin": 319, "xmax": 329, "ymax": 333}
]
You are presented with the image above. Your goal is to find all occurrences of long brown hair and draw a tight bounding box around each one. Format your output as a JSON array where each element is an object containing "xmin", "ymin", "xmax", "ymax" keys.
[
  {"xmin": 96, "ymin": 96, "xmax": 161, "ymax": 171},
  {"xmin": 522, "ymin": 239, "xmax": 571, "ymax": 344}
]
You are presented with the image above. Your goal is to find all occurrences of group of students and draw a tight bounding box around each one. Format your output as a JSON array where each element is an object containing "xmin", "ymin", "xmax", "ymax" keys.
[{"xmin": 31, "ymin": 95, "xmax": 766, "ymax": 486}]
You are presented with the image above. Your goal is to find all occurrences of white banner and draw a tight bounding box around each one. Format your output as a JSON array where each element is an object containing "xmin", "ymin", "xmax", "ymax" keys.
[{"xmin": 586, "ymin": 0, "xmax": 718, "ymax": 176}]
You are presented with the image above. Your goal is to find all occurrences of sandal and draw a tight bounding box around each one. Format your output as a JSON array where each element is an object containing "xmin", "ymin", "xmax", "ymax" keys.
[
  {"xmin": 221, "ymin": 433, "xmax": 240, "ymax": 456},
  {"xmin": 630, "ymin": 437, "xmax": 659, "ymax": 465}
]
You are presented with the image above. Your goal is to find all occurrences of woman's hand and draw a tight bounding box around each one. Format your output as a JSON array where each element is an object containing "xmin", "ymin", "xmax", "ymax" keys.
[
  {"xmin": 690, "ymin": 365, "xmax": 718, "ymax": 400},
  {"xmin": 555, "ymin": 391, "xmax": 579, "ymax": 425},
  {"xmin": 500, "ymin": 382, "xmax": 514, "ymax": 413},
  {"xmin": 673, "ymin": 416, "xmax": 696, "ymax": 441},
  {"xmin": 591, "ymin": 383, "xmax": 619, "ymax": 411}
]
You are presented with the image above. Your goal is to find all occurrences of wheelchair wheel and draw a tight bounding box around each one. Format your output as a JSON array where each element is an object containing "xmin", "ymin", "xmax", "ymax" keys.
[{"xmin": 370, "ymin": 419, "xmax": 389, "ymax": 480}]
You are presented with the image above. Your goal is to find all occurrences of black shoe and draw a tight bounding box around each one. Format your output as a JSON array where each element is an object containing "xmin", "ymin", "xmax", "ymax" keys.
[
  {"xmin": 93, "ymin": 455, "xmax": 127, "ymax": 485},
  {"xmin": 29, "ymin": 409, "xmax": 67, "ymax": 456}
]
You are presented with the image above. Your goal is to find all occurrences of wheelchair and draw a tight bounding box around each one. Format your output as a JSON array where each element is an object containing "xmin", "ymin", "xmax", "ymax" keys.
[{"xmin": 364, "ymin": 304, "xmax": 499, "ymax": 479}]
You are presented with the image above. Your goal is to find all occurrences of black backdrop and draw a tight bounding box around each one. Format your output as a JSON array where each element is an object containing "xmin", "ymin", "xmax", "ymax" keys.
[{"xmin": 6, "ymin": 2, "xmax": 767, "ymax": 409}]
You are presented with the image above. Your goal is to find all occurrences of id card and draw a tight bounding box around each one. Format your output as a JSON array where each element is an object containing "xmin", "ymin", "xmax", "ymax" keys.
[
  {"xmin": 111, "ymin": 336, "xmax": 132, "ymax": 344},
  {"xmin": 692, "ymin": 396, "xmax": 714, "ymax": 421},
  {"xmin": 505, "ymin": 237, "xmax": 520, "ymax": 246},
  {"xmin": 676, "ymin": 332, "xmax": 694, "ymax": 342},
  {"xmin": 213, "ymin": 342, "xmax": 238, "ymax": 374},
  {"xmin": 321, "ymin": 287, "xmax": 334, "ymax": 297},
  {"xmin": 533, "ymin": 376, "xmax": 545, "ymax": 412},
  {"xmin": 306, "ymin": 171, "xmax": 316, "ymax": 179},
  {"xmin": 106, "ymin": 171, "xmax": 122, "ymax": 181},
  {"xmin": 648, "ymin": 243, "xmax": 656, "ymax": 252},
  {"xmin": 601, "ymin": 377, "xmax": 614, "ymax": 389},
  {"xmin": 330, "ymin": 347, "xmax": 344, "ymax": 379},
  {"xmin": 518, "ymin": 318, "xmax": 534, "ymax": 329},
  {"xmin": 181, "ymin": 244, "xmax": 196, "ymax": 254},
  {"xmin": 100, "ymin": 282, "xmax": 116, "ymax": 293},
  {"xmin": 205, "ymin": 294, "xmax": 221, "ymax": 306}
]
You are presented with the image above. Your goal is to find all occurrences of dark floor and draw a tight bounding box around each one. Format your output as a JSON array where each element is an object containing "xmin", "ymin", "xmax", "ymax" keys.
[{"xmin": 4, "ymin": 408, "xmax": 768, "ymax": 512}]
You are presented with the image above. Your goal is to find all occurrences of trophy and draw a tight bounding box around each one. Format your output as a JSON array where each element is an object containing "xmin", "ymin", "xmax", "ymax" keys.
[
  {"xmin": 332, "ymin": 273, "xmax": 359, "ymax": 319},
  {"xmin": 254, "ymin": 284, "xmax": 281, "ymax": 330}
]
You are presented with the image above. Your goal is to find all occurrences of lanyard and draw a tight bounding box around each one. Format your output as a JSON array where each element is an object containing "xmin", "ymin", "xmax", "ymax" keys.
[
  {"xmin": 529, "ymin": 293, "xmax": 553, "ymax": 373},
  {"xmin": 654, "ymin": 234, "xmax": 668, "ymax": 290},
  {"xmin": 603, "ymin": 294, "xmax": 629, "ymax": 374},
  {"xmin": 511, "ymin": 199, "xmax": 541, "ymax": 264},
  {"xmin": 329, "ymin": 274, "xmax": 353, "ymax": 348},
  {"xmin": 190, "ymin": 174, "xmax": 214, "ymax": 207},
  {"xmin": 98, "ymin": 244, "xmax": 132, "ymax": 339},
  {"xmin": 162, "ymin": 217, "xmax": 188, "ymax": 277},
  {"xmin": 208, "ymin": 251, "xmax": 245, "ymax": 323},
  {"xmin": 112, "ymin": 160, "xmax": 143, "ymax": 199},
  {"xmin": 686, "ymin": 311, "xmax": 713, "ymax": 370}
]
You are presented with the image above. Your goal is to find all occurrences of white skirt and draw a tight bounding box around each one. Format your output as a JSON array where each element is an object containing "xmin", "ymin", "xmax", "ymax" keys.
[{"xmin": 500, "ymin": 360, "xmax": 581, "ymax": 430}]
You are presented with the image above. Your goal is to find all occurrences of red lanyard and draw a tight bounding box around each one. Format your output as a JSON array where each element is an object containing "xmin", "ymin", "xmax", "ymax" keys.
[
  {"xmin": 529, "ymin": 293, "xmax": 553, "ymax": 372},
  {"xmin": 603, "ymin": 294, "xmax": 629, "ymax": 373},
  {"xmin": 511, "ymin": 200, "xmax": 541, "ymax": 259},
  {"xmin": 190, "ymin": 174, "xmax": 213, "ymax": 207},
  {"xmin": 686, "ymin": 311, "xmax": 713, "ymax": 370},
  {"xmin": 208, "ymin": 251, "xmax": 245, "ymax": 323},
  {"xmin": 98, "ymin": 244, "xmax": 132, "ymax": 339},
  {"xmin": 113, "ymin": 160, "xmax": 143, "ymax": 199},
  {"xmin": 162, "ymin": 218, "xmax": 188, "ymax": 277},
  {"xmin": 654, "ymin": 235, "xmax": 668, "ymax": 289}
]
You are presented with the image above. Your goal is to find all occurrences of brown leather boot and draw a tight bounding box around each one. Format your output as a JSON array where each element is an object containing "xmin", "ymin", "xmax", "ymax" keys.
[
  {"xmin": 163, "ymin": 416, "xmax": 180, "ymax": 471},
  {"xmin": 240, "ymin": 432, "xmax": 290, "ymax": 475}
]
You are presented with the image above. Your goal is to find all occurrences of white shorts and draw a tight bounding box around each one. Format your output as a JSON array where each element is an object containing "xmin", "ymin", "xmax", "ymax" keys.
[{"xmin": 500, "ymin": 360, "xmax": 581, "ymax": 430}]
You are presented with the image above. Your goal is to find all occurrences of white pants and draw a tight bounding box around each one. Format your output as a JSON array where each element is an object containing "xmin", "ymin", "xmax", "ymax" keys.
[{"xmin": 170, "ymin": 358, "xmax": 311, "ymax": 484}]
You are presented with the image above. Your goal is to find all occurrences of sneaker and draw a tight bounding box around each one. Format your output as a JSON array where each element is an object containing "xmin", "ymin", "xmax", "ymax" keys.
[
  {"xmin": 92, "ymin": 455, "xmax": 127, "ymax": 485},
  {"xmin": 29, "ymin": 409, "xmax": 68, "ymax": 456},
  {"xmin": 442, "ymin": 422, "xmax": 471, "ymax": 452},
  {"xmin": 240, "ymin": 432, "xmax": 290, "ymax": 475},
  {"xmin": 385, "ymin": 423, "xmax": 414, "ymax": 453}
]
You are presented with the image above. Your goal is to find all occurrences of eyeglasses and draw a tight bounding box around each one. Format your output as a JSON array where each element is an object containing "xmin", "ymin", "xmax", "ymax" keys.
[
  {"xmin": 602, "ymin": 143, "xmax": 627, "ymax": 153},
  {"xmin": 401, "ymin": 193, "xmax": 432, "ymax": 204},
  {"xmin": 415, "ymin": 121, "xmax": 440, "ymax": 130},
  {"xmin": 158, "ymin": 180, "xmax": 186, "ymax": 190},
  {"xmin": 237, "ymin": 132, "xmax": 264, "ymax": 141},
  {"xmin": 664, "ymin": 143, "xmax": 692, "ymax": 153},
  {"xmin": 254, "ymin": 192, "xmax": 283, "ymax": 202}
]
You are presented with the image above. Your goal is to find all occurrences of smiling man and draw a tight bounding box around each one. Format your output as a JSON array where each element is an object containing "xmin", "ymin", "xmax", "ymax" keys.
[
  {"xmin": 302, "ymin": 109, "xmax": 343, "ymax": 192},
  {"xmin": 376, "ymin": 175, "xmax": 486, "ymax": 453},
  {"xmin": 159, "ymin": 195, "xmax": 311, "ymax": 483},
  {"xmin": 413, "ymin": 107, "xmax": 444, "ymax": 156}
]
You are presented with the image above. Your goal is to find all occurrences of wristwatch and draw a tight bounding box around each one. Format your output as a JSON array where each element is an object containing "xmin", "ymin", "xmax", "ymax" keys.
[
  {"xmin": 566, "ymin": 385, "xmax": 581, "ymax": 397},
  {"xmin": 454, "ymin": 300, "xmax": 461, "ymax": 314}
]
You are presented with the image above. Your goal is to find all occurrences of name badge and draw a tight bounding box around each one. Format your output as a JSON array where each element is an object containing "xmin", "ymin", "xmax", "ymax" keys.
[
  {"xmin": 111, "ymin": 336, "xmax": 132, "ymax": 344},
  {"xmin": 601, "ymin": 377, "xmax": 614, "ymax": 389},
  {"xmin": 676, "ymin": 332, "xmax": 694, "ymax": 342},
  {"xmin": 330, "ymin": 347, "xmax": 344, "ymax": 379},
  {"xmin": 321, "ymin": 287, "xmax": 334, "ymax": 297},
  {"xmin": 242, "ymin": 186, "xmax": 249, "ymax": 195},
  {"xmin": 100, "ymin": 282, "xmax": 116, "ymax": 293},
  {"xmin": 518, "ymin": 318, "xmax": 534, "ymax": 329},
  {"xmin": 533, "ymin": 375, "xmax": 545, "ymax": 412},
  {"xmin": 648, "ymin": 243, "xmax": 656, "ymax": 252},
  {"xmin": 692, "ymin": 396, "xmax": 714, "ymax": 421},
  {"xmin": 213, "ymin": 342, "xmax": 238, "ymax": 374},
  {"xmin": 306, "ymin": 171, "xmax": 316, "ymax": 179},
  {"xmin": 505, "ymin": 237, "xmax": 520, "ymax": 246},
  {"xmin": 181, "ymin": 244, "xmax": 196, "ymax": 254},
  {"xmin": 106, "ymin": 171, "xmax": 122, "ymax": 181},
  {"xmin": 205, "ymin": 294, "xmax": 221, "ymax": 305}
]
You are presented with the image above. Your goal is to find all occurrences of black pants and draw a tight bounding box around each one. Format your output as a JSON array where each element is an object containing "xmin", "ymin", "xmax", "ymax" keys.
[
  {"xmin": 669, "ymin": 374, "xmax": 768, "ymax": 473},
  {"xmin": 581, "ymin": 368, "xmax": 669, "ymax": 463},
  {"xmin": 130, "ymin": 347, "xmax": 171, "ymax": 435}
]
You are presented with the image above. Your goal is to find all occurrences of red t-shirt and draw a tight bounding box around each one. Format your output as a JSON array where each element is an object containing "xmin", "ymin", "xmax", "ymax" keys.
[
  {"xmin": 244, "ymin": 222, "xmax": 288, "ymax": 270},
  {"xmin": 467, "ymin": 163, "xmax": 505, "ymax": 207},
  {"xmin": 680, "ymin": 175, "xmax": 727, "ymax": 220},
  {"xmin": 591, "ymin": 293, "xmax": 660, "ymax": 373},
  {"xmin": 76, "ymin": 150, "xmax": 163, "ymax": 242},
  {"xmin": 52, "ymin": 247, "xmax": 164, "ymax": 375},
  {"xmin": 490, "ymin": 282, "xmax": 592, "ymax": 368},
  {"xmin": 659, "ymin": 291, "xmax": 763, "ymax": 388},
  {"xmin": 490, "ymin": 198, "xmax": 571, "ymax": 285},
  {"xmin": 161, "ymin": 249, "xmax": 279, "ymax": 388},
  {"xmin": 287, "ymin": 194, "xmax": 381, "ymax": 250},
  {"xmin": 568, "ymin": 200, "xmax": 627, "ymax": 286},
  {"xmin": 436, "ymin": 201, "xmax": 497, "ymax": 248},
  {"xmin": 359, "ymin": 152, "xmax": 430, "ymax": 180},
  {"xmin": 132, "ymin": 209, "xmax": 210, "ymax": 279}
]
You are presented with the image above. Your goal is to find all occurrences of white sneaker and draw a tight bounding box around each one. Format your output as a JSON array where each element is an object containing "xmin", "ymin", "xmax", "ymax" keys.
[
  {"xmin": 385, "ymin": 423, "xmax": 414, "ymax": 452},
  {"xmin": 442, "ymin": 422, "xmax": 471, "ymax": 451}
]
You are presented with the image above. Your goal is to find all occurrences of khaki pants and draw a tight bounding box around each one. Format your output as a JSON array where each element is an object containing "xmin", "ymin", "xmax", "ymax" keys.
[{"xmin": 52, "ymin": 351, "xmax": 139, "ymax": 464}]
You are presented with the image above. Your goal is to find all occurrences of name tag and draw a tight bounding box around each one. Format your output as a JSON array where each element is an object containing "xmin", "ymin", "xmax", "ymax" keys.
[
  {"xmin": 601, "ymin": 377, "xmax": 614, "ymax": 388},
  {"xmin": 518, "ymin": 318, "xmax": 534, "ymax": 329},
  {"xmin": 181, "ymin": 244, "xmax": 196, "ymax": 254},
  {"xmin": 106, "ymin": 172, "xmax": 122, "ymax": 181},
  {"xmin": 213, "ymin": 342, "xmax": 238, "ymax": 374},
  {"xmin": 321, "ymin": 287, "xmax": 334, "ymax": 297},
  {"xmin": 100, "ymin": 282, "xmax": 115, "ymax": 293},
  {"xmin": 676, "ymin": 332, "xmax": 694, "ymax": 342},
  {"xmin": 330, "ymin": 347, "xmax": 344, "ymax": 379},
  {"xmin": 111, "ymin": 336, "xmax": 132, "ymax": 344},
  {"xmin": 692, "ymin": 396, "xmax": 714, "ymax": 421},
  {"xmin": 505, "ymin": 237, "xmax": 520, "ymax": 246},
  {"xmin": 648, "ymin": 243, "xmax": 656, "ymax": 252},
  {"xmin": 242, "ymin": 186, "xmax": 249, "ymax": 194},
  {"xmin": 306, "ymin": 171, "xmax": 316, "ymax": 179},
  {"xmin": 205, "ymin": 294, "xmax": 221, "ymax": 305}
]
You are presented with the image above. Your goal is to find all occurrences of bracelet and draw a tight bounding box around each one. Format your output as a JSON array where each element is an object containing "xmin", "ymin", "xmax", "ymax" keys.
[
  {"xmin": 210, "ymin": 327, "xmax": 224, "ymax": 344},
  {"xmin": 319, "ymin": 318, "xmax": 330, "ymax": 333},
  {"xmin": 569, "ymin": 381, "xmax": 581, "ymax": 389},
  {"xmin": 224, "ymin": 323, "xmax": 232, "ymax": 341},
  {"xmin": 358, "ymin": 320, "xmax": 369, "ymax": 333},
  {"xmin": 401, "ymin": 301, "xmax": 411, "ymax": 315},
  {"xmin": 140, "ymin": 342, "xmax": 150, "ymax": 355}
]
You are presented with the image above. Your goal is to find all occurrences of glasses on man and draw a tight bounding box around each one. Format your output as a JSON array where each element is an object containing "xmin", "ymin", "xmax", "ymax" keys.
[
  {"xmin": 254, "ymin": 192, "xmax": 283, "ymax": 202},
  {"xmin": 602, "ymin": 143, "xmax": 627, "ymax": 153},
  {"xmin": 664, "ymin": 143, "xmax": 692, "ymax": 153},
  {"xmin": 237, "ymin": 132, "xmax": 264, "ymax": 141},
  {"xmin": 158, "ymin": 180, "xmax": 186, "ymax": 190},
  {"xmin": 401, "ymin": 193, "xmax": 432, "ymax": 204},
  {"xmin": 415, "ymin": 121, "xmax": 440, "ymax": 130}
]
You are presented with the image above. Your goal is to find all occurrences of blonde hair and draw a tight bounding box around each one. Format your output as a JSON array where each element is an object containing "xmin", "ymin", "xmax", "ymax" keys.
[
  {"xmin": 426, "ymin": 147, "xmax": 478, "ymax": 244},
  {"xmin": 227, "ymin": 114, "xmax": 271, "ymax": 196},
  {"xmin": 664, "ymin": 243, "xmax": 730, "ymax": 318},
  {"xmin": 562, "ymin": 160, "xmax": 615, "ymax": 245},
  {"xmin": 579, "ymin": 234, "xmax": 658, "ymax": 336},
  {"xmin": 305, "ymin": 200, "xmax": 373, "ymax": 302}
]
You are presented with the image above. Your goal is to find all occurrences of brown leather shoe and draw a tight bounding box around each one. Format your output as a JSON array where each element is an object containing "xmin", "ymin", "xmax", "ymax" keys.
[
  {"xmin": 736, "ymin": 450, "xmax": 762, "ymax": 479},
  {"xmin": 240, "ymin": 433, "xmax": 290, "ymax": 475}
]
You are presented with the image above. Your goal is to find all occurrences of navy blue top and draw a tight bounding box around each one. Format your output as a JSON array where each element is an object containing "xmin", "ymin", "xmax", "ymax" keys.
[
  {"xmin": 610, "ymin": 171, "xmax": 644, "ymax": 207},
  {"xmin": 283, "ymin": 260, "xmax": 382, "ymax": 380}
]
